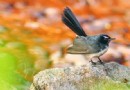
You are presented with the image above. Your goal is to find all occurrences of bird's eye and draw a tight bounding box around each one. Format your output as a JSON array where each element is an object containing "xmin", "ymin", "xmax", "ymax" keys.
[{"xmin": 102, "ymin": 35, "xmax": 110, "ymax": 39}]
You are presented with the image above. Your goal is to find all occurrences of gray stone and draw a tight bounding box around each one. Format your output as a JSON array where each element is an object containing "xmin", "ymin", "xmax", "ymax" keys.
[{"xmin": 30, "ymin": 62, "xmax": 130, "ymax": 90}]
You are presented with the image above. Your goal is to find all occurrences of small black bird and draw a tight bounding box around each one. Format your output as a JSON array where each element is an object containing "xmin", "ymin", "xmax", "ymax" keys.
[{"xmin": 62, "ymin": 7, "xmax": 115, "ymax": 64}]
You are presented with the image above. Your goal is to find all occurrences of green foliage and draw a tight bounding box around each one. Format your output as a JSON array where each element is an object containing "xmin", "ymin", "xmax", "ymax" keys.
[
  {"xmin": 0, "ymin": 25, "xmax": 52, "ymax": 90},
  {"xmin": 0, "ymin": 39, "xmax": 51, "ymax": 90},
  {"xmin": 5, "ymin": 42, "xmax": 27, "ymax": 50},
  {"xmin": 0, "ymin": 52, "xmax": 31, "ymax": 90},
  {"xmin": 0, "ymin": 41, "xmax": 36, "ymax": 90}
]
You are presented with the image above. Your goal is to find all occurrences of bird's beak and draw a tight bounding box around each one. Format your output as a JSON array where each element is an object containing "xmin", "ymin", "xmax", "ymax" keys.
[{"xmin": 110, "ymin": 38, "xmax": 116, "ymax": 41}]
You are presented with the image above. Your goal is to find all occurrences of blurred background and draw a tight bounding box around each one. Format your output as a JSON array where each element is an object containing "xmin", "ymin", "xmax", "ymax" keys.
[{"xmin": 0, "ymin": 0, "xmax": 130, "ymax": 90}]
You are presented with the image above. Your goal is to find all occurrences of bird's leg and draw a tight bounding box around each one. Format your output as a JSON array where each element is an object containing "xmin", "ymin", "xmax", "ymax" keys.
[
  {"xmin": 89, "ymin": 58, "xmax": 96, "ymax": 65},
  {"xmin": 98, "ymin": 57, "xmax": 104, "ymax": 65}
]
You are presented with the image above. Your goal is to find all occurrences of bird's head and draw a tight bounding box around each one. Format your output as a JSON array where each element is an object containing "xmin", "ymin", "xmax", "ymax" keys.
[{"xmin": 99, "ymin": 34, "xmax": 115, "ymax": 44}]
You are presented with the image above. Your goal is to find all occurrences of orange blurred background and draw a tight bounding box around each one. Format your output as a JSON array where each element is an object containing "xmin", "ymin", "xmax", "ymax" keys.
[{"xmin": 0, "ymin": 0, "xmax": 130, "ymax": 90}]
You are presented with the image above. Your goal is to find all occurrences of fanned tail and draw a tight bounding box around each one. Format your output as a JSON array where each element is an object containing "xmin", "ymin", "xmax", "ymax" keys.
[{"xmin": 62, "ymin": 7, "xmax": 87, "ymax": 36}]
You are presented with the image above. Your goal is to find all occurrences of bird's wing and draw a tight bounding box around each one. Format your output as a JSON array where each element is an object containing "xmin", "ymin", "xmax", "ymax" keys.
[
  {"xmin": 67, "ymin": 45, "xmax": 89, "ymax": 54},
  {"xmin": 67, "ymin": 36, "xmax": 101, "ymax": 54},
  {"xmin": 67, "ymin": 44, "xmax": 100, "ymax": 54},
  {"xmin": 62, "ymin": 7, "xmax": 87, "ymax": 36},
  {"xmin": 67, "ymin": 36, "xmax": 90, "ymax": 54}
]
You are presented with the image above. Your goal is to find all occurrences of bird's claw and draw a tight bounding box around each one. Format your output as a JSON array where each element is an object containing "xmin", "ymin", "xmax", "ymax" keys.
[{"xmin": 90, "ymin": 60, "xmax": 96, "ymax": 65}]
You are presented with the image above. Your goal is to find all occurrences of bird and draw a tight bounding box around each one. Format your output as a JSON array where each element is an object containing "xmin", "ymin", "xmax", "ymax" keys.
[{"xmin": 62, "ymin": 7, "xmax": 115, "ymax": 64}]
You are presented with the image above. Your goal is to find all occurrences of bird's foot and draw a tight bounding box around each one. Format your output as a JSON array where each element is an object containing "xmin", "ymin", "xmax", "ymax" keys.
[
  {"xmin": 89, "ymin": 60, "xmax": 96, "ymax": 65},
  {"xmin": 98, "ymin": 57, "xmax": 105, "ymax": 65}
]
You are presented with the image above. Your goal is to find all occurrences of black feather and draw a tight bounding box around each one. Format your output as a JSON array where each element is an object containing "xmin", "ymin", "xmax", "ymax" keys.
[
  {"xmin": 62, "ymin": 7, "xmax": 87, "ymax": 36},
  {"xmin": 62, "ymin": 15, "xmax": 81, "ymax": 35}
]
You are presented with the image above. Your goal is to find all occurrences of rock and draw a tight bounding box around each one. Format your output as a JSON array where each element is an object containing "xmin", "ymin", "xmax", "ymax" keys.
[{"xmin": 30, "ymin": 62, "xmax": 130, "ymax": 90}]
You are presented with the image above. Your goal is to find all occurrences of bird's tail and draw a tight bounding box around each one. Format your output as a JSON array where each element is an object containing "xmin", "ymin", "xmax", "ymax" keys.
[{"xmin": 62, "ymin": 7, "xmax": 87, "ymax": 36}]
